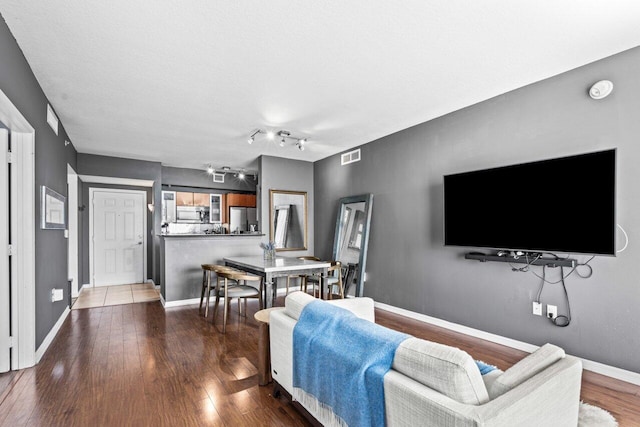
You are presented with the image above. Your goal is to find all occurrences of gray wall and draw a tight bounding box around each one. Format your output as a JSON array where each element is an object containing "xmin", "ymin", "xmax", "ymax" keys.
[
  {"xmin": 0, "ymin": 16, "xmax": 78, "ymax": 348},
  {"xmin": 259, "ymin": 156, "xmax": 314, "ymax": 256},
  {"xmin": 315, "ymin": 46, "xmax": 640, "ymax": 373},
  {"xmin": 162, "ymin": 165, "xmax": 258, "ymax": 191}
]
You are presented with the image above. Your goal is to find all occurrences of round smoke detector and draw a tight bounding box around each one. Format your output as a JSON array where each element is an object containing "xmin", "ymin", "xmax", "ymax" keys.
[{"xmin": 589, "ymin": 80, "xmax": 613, "ymax": 100}]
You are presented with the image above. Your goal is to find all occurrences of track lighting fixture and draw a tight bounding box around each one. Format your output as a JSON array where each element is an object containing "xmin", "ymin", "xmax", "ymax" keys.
[
  {"xmin": 205, "ymin": 165, "xmax": 256, "ymax": 182},
  {"xmin": 246, "ymin": 129, "xmax": 310, "ymax": 151}
]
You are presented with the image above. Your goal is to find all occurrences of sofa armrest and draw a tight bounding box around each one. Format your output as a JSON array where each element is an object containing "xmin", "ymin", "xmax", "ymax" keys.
[
  {"xmin": 487, "ymin": 343, "xmax": 565, "ymax": 399},
  {"xmin": 477, "ymin": 356, "xmax": 582, "ymax": 427},
  {"xmin": 284, "ymin": 291, "xmax": 375, "ymax": 322},
  {"xmin": 327, "ymin": 297, "xmax": 375, "ymax": 322},
  {"xmin": 270, "ymin": 309, "xmax": 298, "ymax": 394},
  {"xmin": 384, "ymin": 356, "xmax": 582, "ymax": 427}
]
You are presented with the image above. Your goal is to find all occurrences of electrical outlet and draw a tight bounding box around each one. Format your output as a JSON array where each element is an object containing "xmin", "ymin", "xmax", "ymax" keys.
[
  {"xmin": 547, "ymin": 304, "xmax": 558, "ymax": 319},
  {"xmin": 51, "ymin": 288, "xmax": 64, "ymax": 302},
  {"xmin": 532, "ymin": 301, "xmax": 542, "ymax": 316}
]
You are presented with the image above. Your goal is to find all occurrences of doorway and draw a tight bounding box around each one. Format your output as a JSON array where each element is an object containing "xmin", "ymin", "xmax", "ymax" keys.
[
  {"xmin": 1, "ymin": 128, "xmax": 10, "ymax": 373},
  {"xmin": 67, "ymin": 165, "xmax": 79, "ymax": 297},
  {"xmin": 0, "ymin": 89, "xmax": 36, "ymax": 371},
  {"xmin": 89, "ymin": 189, "xmax": 147, "ymax": 286}
]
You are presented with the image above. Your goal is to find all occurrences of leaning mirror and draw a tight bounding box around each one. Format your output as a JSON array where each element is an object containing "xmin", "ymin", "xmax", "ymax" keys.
[
  {"xmin": 270, "ymin": 190, "xmax": 307, "ymax": 251},
  {"xmin": 333, "ymin": 193, "xmax": 373, "ymax": 297}
]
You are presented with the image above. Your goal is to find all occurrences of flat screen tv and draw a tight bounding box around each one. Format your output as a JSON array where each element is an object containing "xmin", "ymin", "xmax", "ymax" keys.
[{"xmin": 443, "ymin": 149, "xmax": 616, "ymax": 256}]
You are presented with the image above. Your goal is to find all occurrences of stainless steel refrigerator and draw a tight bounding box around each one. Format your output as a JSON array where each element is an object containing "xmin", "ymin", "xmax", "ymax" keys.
[{"xmin": 229, "ymin": 207, "xmax": 257, "ymax": 233}]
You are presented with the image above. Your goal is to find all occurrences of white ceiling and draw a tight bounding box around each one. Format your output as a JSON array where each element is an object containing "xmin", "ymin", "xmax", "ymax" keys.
[{"xmin": 2, "ymin": 1, "xmax": 640, "ymax": 171}]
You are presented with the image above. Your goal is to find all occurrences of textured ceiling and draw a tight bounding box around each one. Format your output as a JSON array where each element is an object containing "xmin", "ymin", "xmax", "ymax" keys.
[{"xmin": 2, "ymin": 1, "xmax": 640, "ymax": 171}]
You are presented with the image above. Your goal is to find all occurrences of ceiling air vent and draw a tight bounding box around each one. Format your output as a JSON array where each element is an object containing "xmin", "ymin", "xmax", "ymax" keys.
[
  {"xmin": 341, "ymin": 148, "xmax": 361, "ymax": 166},
  {"xmin": 213, "ymin": 173, "xmax": 225, "ymax": 183}
]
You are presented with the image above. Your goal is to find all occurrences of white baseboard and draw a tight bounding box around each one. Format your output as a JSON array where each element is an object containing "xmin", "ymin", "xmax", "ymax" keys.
[
  {"xmin": 35, "ymin": 306, "xmax": 70, "ymax": 363},
  {"xmin": 82, "ymin": 283, "xmax": 91, "ymax": 289},
  {"xmin": 162, "ymin": 296, "xmax": 201, "ymax": 308},
  {"xmin": 375, "ymin": 301, "xmax": 640, "ymax": 386},
  {"xmin": 160, "ymin": 284, "xmax": 298, "ymax": 308}
]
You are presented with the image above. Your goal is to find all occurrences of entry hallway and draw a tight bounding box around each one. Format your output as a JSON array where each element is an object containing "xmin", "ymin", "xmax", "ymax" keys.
[{"xmin": 0, "ymin": 299, "xmax": 638, "ymax": 426}]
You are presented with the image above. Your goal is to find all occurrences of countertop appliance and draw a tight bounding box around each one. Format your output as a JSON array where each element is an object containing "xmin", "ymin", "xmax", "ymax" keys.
[{"xmin": 176, "ymin": 206, "xmax": 209, "ymax": 223}]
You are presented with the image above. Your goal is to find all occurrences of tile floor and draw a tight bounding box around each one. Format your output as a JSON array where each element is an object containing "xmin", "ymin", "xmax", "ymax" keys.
[{"xmin": 72, "ymin": 283, "xmax": 160, "ymax": 309}]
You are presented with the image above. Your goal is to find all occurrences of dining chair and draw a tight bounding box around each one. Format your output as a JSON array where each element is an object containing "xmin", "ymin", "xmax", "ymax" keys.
[
  {"xmin": 286, "ymin": 256, "xmax": 321, "ymax": 296},
  {"xmin": 200, "ymin": 264, "xmax": 239, "ymax": 317},
  {"xmin": 212, "ymin": 270, "xmax": 263, "ymax": 333},
  {"xmin": 305, "ymin": 260, "xmax": 344, "ymax": 299}
]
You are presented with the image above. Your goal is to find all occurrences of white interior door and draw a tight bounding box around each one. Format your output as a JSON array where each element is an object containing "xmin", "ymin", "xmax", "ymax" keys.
[
  {"xmin": 0, "ymin": 128, "xmax": 11, "ymax": 372},
  {"xmin": 91, "ymin": 189, "xmax": 146, "ymax": 286}
]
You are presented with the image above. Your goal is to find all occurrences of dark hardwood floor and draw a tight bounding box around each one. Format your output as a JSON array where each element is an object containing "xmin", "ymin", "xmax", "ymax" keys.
[{"xmin": 0, "ymin": 298, "xmax": 638, "ymax": 426}]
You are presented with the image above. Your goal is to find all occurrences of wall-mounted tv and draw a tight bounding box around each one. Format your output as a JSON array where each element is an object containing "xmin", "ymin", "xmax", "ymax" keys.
[{"xmin": 443, "ymin": 149, "xmax": 616, "ymax": 256}]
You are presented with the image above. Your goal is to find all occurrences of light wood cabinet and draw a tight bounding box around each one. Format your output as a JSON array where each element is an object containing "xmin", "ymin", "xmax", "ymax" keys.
[
  {"xmin": 176, "ymin": 192, "xmax": 194, "ymax": 206},
  {"xmin": 176, "ymin": 192, "xmax": 211, "ymax": 207},
  {"xmin": 193, "ymin": 193, "xmax": 209, "ymax": 207},
  {"xmin": 222, "ymin": 193, "xmax": 256, "ymax": 223}
]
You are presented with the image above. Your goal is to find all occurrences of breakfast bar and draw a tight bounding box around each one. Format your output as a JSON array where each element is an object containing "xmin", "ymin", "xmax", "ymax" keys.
[{"xmin": 159, "ymin": 233, "xmax": 264, "ymax": 305}]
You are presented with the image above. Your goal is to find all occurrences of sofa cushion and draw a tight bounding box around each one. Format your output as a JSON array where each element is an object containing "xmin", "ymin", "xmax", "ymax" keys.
[
  {"xmin": 487, "ymin": 343, "xmax": 565, "ymax": 399},
  {"xmin": 392, "ymin": 338, "xmax": 490, "ymax": 405}
]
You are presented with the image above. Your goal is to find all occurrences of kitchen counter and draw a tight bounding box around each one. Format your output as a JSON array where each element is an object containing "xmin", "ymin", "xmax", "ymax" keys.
[
  {"xmin": 159, "ymin": 233, "xmax": 264, "ymax": 306},
  {"xmin": 161, "ymin": 233, "xmax": 265, "ymax": 237}
]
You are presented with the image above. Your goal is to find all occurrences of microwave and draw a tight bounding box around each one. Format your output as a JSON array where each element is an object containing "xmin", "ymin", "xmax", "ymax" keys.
[{"xmin": 176, "ymin": 206, "xmax": 209, "ymax": 223}]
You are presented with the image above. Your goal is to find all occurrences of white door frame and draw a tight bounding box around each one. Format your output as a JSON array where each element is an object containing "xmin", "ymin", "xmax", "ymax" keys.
[
  {"xmin": 0, "ymin": 89, "xmax": 36, "ymax": 370},
  {"xmin": 67, "ymin": 165, "xmax": 79, "ymax": 297},
  {"xmin": 89, "ymin": 188, "xmax": 147, "ymax": 286}
]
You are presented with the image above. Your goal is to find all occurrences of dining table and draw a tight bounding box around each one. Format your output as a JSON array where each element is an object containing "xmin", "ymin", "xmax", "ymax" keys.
[{"xmin": 223, "ymin": 255, "xmax": 331, "ymax": 308}]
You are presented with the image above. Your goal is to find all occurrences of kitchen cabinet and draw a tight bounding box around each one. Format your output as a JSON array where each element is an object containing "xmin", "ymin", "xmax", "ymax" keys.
[
  {"xmin": 193, "ymin": 193, "xmax": 209, "ymax": 207},
  {"xmin": 222, "ymin": 193, "xmax": 256, "ymax": 223},
  {"xmin": 162, "ymin": 191, "xmax": 177, "ymax": 223},
  {"xmin": 176, "ymin": 192, "xmax": 210, "ymax": 207},
  {"xmin": 176, "ymin": 192, "xmax": 194, "ymax": 206},
  {"xmin": 209, "ymin": 194, "xmax": 223, "ymax": 223}
]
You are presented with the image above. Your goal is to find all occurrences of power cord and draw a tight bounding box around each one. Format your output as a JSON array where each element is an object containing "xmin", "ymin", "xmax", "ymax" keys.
[{"xmin": 529, "ymin": 254, "xmax": 594, "ymax": 328}]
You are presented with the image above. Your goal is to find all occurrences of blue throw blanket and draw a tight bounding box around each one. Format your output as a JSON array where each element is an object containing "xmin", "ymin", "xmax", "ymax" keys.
[{"xmin": 293, "ymin": 301, "xmax": 410, "ymax": 427}]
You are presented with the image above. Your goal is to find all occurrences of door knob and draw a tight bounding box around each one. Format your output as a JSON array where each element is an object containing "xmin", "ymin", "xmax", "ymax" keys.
[{"xmin": 137, "ymin": 241, "xmax": 143, "ymax": 245}]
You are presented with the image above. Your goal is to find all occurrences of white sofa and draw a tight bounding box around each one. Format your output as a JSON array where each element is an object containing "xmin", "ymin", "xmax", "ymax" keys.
[{"xmin": 270, "ymin": 292, "xmax": 583, "ymax": 427}]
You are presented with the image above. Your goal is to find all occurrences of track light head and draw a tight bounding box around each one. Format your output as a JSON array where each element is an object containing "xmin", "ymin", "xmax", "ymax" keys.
[{"xmin": 247, "ymin": 128, "xmax": 309, "ymax": 151}]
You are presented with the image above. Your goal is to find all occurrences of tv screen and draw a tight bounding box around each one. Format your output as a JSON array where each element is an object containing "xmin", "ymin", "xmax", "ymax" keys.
[{"xmin": 443, "ymin": 149, "xmax": 616, "ymax": 256}]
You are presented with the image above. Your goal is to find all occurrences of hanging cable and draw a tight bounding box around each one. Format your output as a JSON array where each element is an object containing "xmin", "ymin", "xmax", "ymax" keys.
[
  {"xmin": 617, "ymin": 223, "xmax": 629, "ymax": 253},
  {"xmin": 550, "ymin": 265, "xmax": 571, "ymax": 327}
]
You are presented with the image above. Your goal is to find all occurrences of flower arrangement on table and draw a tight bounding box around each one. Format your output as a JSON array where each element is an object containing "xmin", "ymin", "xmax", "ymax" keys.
[{"xmin": 260, "ymin": 241, "xmax": 277, "ymax": 261}]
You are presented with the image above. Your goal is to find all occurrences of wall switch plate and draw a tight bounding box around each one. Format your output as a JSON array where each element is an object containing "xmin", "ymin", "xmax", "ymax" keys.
[
  {"xmin": 547, "ymin": 304, "xmax": 558, "ymax": 319},
  {"xmin": 51, "ymin": 288, "xmax": 64, "ymax": 302},
  {"xmin": 532, "ymin": 301, "xmax": 542, "ymax": 316}
]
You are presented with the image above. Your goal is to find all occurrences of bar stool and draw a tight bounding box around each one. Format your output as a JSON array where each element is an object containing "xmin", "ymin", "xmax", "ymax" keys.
[
  {"xmin": 200, "ymin": 264, "xmax": 237, "ymax": 317},
  {"xmin": 213, "ymin": 270, "xmax": 263, "ymax": 333}
]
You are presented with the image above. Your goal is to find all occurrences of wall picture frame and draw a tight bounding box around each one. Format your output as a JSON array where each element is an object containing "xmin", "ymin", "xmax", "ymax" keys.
[{"xmin": 40, "ymin": 185, "xmax": 66, "ymax": 229}]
